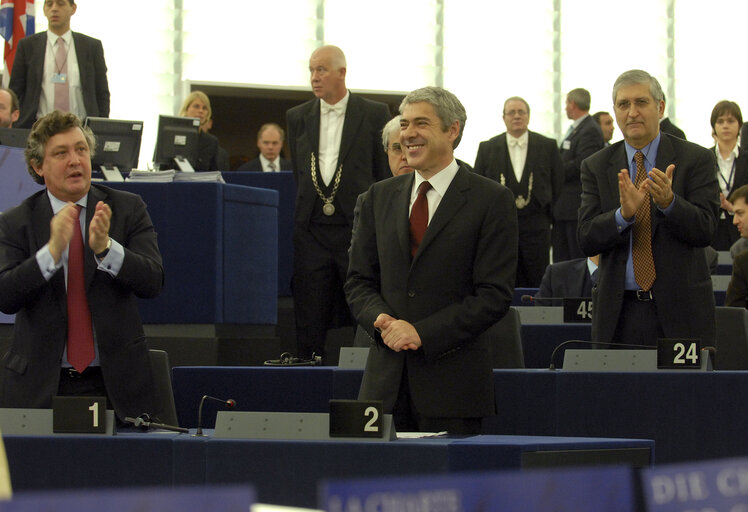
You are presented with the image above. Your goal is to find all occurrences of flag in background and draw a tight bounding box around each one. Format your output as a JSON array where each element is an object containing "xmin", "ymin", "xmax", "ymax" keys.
[{"xmin": 0, "ymin": 0, "xmax": 34, "ymax": 86}]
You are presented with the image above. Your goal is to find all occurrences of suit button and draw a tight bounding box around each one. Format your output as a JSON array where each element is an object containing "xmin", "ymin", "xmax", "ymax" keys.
[{"xmin": 408, "ymin": 290, "xmax": 416, "ymax": 298}]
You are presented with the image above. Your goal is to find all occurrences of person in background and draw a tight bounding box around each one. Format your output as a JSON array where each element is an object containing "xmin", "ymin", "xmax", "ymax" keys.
[
  {"xmin": 238, "ymin": 123, "xmax": 292, "ymax": 172},
  {"xmin": 0, "ymin": 88, "xmax": 20, "ymax": 128},
  {"xmin": 593, "ymin": 111, "xmax": 615, "ymax": 145},
  {"xmin": 9, "ymin": 0, "xmax": 109, "ymax": 128},
  {"xmin": 709, "ymin": 100, "xmax": 748, "ymax": 250},
  {"xmin": 179, "ymin": 90, "xmax": 220, "ymax": 171}
]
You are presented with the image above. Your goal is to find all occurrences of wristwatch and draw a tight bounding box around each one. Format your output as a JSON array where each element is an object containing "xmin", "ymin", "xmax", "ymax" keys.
[{"xmin": 96, "ymin": 238, "xmax": 112, "ymax": 259}]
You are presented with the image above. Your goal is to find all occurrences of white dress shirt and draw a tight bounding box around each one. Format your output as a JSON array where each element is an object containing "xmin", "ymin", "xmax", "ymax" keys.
[
  {"xmin": 260, "ymin": 154, "xmax": 281, "ymax": 172},
  {"xmin": 39, "ymin": 30, "xmax": 86, "ymax": 121},
  {"xmin": 716, "ymin": 143, "xmax": 739, "ymax": 197},
  {"xmin": 506, "ymin": 131, "xmax": 529, "ymax": 182},
  {"xmin": 318, "ymin": 91, "xmax": 349, "ymax": 185},
  {"xmin": 409, "ymin": 159, "xmax": 460, "ymax": 224}
]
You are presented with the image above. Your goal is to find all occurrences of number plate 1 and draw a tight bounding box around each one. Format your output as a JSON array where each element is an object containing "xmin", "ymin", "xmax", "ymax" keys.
[
  {"xmin": 329, "ymin": 400, "xmax": 383, "ymax": 438},
  {"xmin": 53, "ymin": 396, "xmax": 108, "ymax": 433},
  {"xmin": 657, "ymin": 338, "xmax": 701, "ymax": 369}
]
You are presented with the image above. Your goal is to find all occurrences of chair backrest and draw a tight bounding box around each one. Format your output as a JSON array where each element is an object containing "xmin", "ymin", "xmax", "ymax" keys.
[
  {"xmin": 487, "ymin": 307, "xmax": 525, "ymax": 368},
  {"xmin": 148, "ymin": 349, "xmax": 179, "ymax": 426},
  {"xmin": 714, "ymin": 307, "xmax": 748, "ymax": 370}
]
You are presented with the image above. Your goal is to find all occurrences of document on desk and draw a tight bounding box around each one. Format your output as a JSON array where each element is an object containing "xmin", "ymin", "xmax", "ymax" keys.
[
  {"xmin": 396, "ymin": 431, "xmax": 448, "ymax": 439},
  {"xmin": 0, "ymin": 429, "xmax": 11, "ymax": 499}
]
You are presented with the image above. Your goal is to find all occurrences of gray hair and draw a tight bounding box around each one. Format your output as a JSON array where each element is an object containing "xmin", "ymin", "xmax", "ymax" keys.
[
  {"xmin": 25, "ymin": 110, "xmax": 95, "ymax": 184},
  {"xmin": 503, "ymin": 96, "xmax": 530, "ymax": 116},
  {"xmin": 381, "ymin": 115, "xmax": 401, "ymax": 152},
  {"xmin": 567, "ymin": 88, "xmax": 591, "ymax": 112},
  {"xmin": 399, "ymin": 86, "xmax": 467, "ymax": 148},
  {"xmin": 612, "ymin": 70, "xmax": 664, "ymax": 104}
]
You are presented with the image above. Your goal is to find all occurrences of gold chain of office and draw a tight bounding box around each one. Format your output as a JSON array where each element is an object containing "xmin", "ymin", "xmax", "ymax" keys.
[
  {"xmin": 500, "ymin": 172, "xmax": 533, "ymax": 209},
  {"xmin": 310, "ymin": 152, "xmax": 343, "ymax": 216}
]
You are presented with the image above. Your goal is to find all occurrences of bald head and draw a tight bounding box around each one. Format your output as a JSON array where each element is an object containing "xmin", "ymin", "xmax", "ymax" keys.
[{"xmin": 309, "ymin": 45, "xmax": 347, "ymax": 104}]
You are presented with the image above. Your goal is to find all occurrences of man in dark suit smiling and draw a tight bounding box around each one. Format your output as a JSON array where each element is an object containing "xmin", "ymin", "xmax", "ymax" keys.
[{"xmin": 345, "ymin": 87, "xmax": 517, "ymax": 434}]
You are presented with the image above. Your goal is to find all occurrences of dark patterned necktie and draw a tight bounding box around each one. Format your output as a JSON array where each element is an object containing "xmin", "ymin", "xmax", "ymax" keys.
[
  {"xmin": 409, "ymin": 181, "xmax": 431, "ymax": 258},
  {"xmin": 632, "ymin": 151, "xmax": 656, "ymax": 290}
]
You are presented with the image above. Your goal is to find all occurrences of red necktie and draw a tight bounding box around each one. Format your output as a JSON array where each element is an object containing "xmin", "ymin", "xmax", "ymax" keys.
[
  {"xmin": 632, "ymin": 151, "xmax": 656, "ymax": 291},
  {"xmin": 409, "ymin": 181, "xmax": 431, "ymax": 257},
  {"xmin": 67, "ymin": 205, "xmax": 95, "ymax": 372}
]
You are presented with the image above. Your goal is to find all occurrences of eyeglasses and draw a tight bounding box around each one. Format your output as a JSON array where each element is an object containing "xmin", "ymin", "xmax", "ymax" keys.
[
  {"xmin": 504, "ymin": 109, "xmax": 528, "ymax": 117},
  {"xmin": 388, "ymin": 142, "xmax": 403, "ymax": 154}
]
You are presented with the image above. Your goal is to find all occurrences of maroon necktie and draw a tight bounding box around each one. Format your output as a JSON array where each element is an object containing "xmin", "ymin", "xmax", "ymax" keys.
[
  {"xmin": 54, "ymin": 38, "xmax": 70, "ymax": 112},
  {"xmin": 67, "ymin": 205, "xmax": 95, "ymax": 372},
  {"xmin": 409, "ymin": 181, "xmax": 431, "ymax": 257}
]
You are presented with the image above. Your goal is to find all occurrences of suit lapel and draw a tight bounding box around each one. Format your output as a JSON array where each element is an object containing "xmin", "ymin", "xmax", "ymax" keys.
[
  {"xmin": 606, "ymin": 143, "xmax": 627, "ymax": 204},
  {"xmin": 413, "ymin": 166, "xmax": 469, "ymax": 264},
  {"xmin": 339, "ymin": 94, "xmax": 363, "ymax": 165},
  {"xmin": 523, "ymin": 132, "xmax": 538, "ymax": 179},
  {"xmin": 496, "ymin": 135, "xmax": 517, "ymax": 184},
  {"xmin": 31, "ymin": 33, "xmax": 47, "ymax": 100},
  {"xmin": 303, "ymin": 99, "xmax": 320, "ymax": 156},
  {"xmin": 396, "ymin": 174, "xmax": 414, "ymax": 262},
  {"xmin": 653, "ymin": 134, "xmax": 677, "ymax": 235}
]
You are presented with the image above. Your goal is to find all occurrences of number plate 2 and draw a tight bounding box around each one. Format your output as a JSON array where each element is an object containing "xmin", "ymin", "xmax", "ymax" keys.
[
  {"xmin": 657, "ymin": 338, "xmax": 701, "ymax": 369},
  {"xmin": 329, "ymin": 400, "xmax": 384, "ymax": 438}
]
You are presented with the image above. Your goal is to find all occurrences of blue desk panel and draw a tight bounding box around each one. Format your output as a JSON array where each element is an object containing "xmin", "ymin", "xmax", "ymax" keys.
[
  {"xmin": 222, "ymin": 171, "xmax": 295, "ymax": 297},
  {"xmin": 107, "ymin": 182, "xmax": 278, "ymax": 324},
  {"xmin": 4, "ymin": 433, "xmax": 652, "ymax": 509}
]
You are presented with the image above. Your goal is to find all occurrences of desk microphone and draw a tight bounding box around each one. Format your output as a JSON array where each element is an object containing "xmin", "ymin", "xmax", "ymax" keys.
[
  {"xmin": 548, "ymin": 340, "xmax": 655, "ymax": 370},
  {"xmin": 124, "ymin": 414, "xmax": 188, "ymax": 433},
  {"xmin": 194, "ymin": 395, "xmax": 236, "ymax": 436}
]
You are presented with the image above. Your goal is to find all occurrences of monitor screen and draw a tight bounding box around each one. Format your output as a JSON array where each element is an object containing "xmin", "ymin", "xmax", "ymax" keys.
[
  {"xmin": 152, "ymin": 115, "xmax": 200, "ymax": 171},
  {"xmin": 0, "ymin": 127, "xmax": 30, "ymax": 148},
  {"xmin": 84, "ymin": 117, "xmax": 143, "ymax": 175}
]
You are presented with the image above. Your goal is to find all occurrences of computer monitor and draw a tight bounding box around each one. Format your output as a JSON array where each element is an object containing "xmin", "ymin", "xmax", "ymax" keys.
[
  {"xmin": 152, "ymin": 115, "xmax": 200, "ymax": 172},
  {"xmin": 84, "ymin": 117, "xmax": 143, "ymax": 181},
  {"xmin": 0, "ymin": 127, "xmax": 30, "ymax": 148}
]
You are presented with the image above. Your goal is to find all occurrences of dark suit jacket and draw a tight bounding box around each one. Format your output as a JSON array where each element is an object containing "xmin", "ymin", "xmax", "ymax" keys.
[
  {"xmin": 577, "ymin": 133, "xmax": 719, "ymax": 345},
  {"xmin": 345, "ymin": 165, "xmax": 518, "ymax": 418},
  {"xmin": 9, "ymin": 31, "xmax": 110, "ymax": 128},
  {"xmin": 196, "ymin": 131, "xmax": 219, "ymax": 172},
  {"xmin": 0, "ymin": 185, "xmax": 164, "ymax": 419},
  {"xmin": 536, "ymin": 258, "xmax": 594, "ymax": 302},
  {"xmin": 474, "ymin": 130, "xmax": 562, "ymax": 228},
  {"xmin": 555, "ymin": 115, "xmax": 605, "ymax": 220},
  {"xmin": 237, "ymin": 156, "xmax": 292, "ymax": 172},
  {"xmin": 726, "ymin": 251, "xmax": 748, "ymax": 307},
  {"xmin": 286, "ymin": 93, "xmax": 390, "ymax": 229},
  {"xmin": 660, "ymin": 118, "xmax": 686, "ymax": 140}
]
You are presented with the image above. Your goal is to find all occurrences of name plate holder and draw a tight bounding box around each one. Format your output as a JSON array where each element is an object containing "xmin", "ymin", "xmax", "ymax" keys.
[
  {"xmin": 214, "ymin": 411, "xmax": 396, "ymax": 441},
  {"xmin": 338, "ymin": 347, "xmax": 370, "ymax": 369},
  {"xmin": 0, "ymin": 408, "xmax": 115, "ymax": 435},
  {"xmin": 562, "ymin": 349, "xmax": 711, "ymax": 372}
]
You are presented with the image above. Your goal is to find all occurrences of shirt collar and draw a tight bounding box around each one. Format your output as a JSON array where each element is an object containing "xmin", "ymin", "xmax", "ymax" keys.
[
  {"xmin": 506, "ymin": 131, "xmax": 529, "ymax": 147},
  {"xmin": 715, "ymin": 143, "xmax": 740, "ymax": 162},
  {"xmin": 47, "ymin": 190, "xmax": 88, "ymax": 215},
  {"xmin": 624, "ymin": 132, "xmax": 661, "ymax": 168},
  {"xmin": 586, "ymin": 257, "xmax": 598, "ymax": 276},
  {"xmin": 571, "ymin": 114, "xmax": 589, "ymax": 129},
  {"xmin": 321, "ymin": 90, "xmax": 350, "ymax": 114},
  {"xmin": 259, "ymin": 154, "xmax": 279, "ymax": 167},
  {"xmin": 47, "ymin": 30, "xmax": 72, "ymax": 47},
  {"xmin": 413, "ymin": 159, "xmax": 459, "ymax": 199}
]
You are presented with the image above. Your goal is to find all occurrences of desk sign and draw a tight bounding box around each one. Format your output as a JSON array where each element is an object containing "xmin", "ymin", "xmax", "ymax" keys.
[
  {"xmin": 329, "ymin": 400, "xmax": 383, "ymax": 438},
  {"xmin": 643, "ymin": 457, "xmax": 748, "ymax": 511},
  {"xmin": 657, "ymin": 338, "xmax": 701, "ymax": 369},
  {"xmin": 52, "ymin": 396, "xmax": 107, "ymax": 434},
  {"xmin": 562, "ymin": 297, "xmax": 593, "ymax": 323}
]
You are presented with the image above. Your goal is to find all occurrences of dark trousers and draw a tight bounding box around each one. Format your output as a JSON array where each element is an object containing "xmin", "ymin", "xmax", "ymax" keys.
[
  {"xmin": 58, "ymin": 367, "xmax": 108, "ymax": 398},
  {"xmin": 552, "ymin": 220, "xmax": 584, "ymax": 263},
  {"xmin": 612, "ymin": 294, "xmax": 665, "ymax": 346},
  {"xmin": 516, "ymin": 223, "xmax": 551, "ymax": 288},
  {"xmin": 392, "ymin": 365, "xmax": 482, "ymax": 435},
  {"xmin": 292, "ymin": 222, "xmax": 354, "ymax": 359}
]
